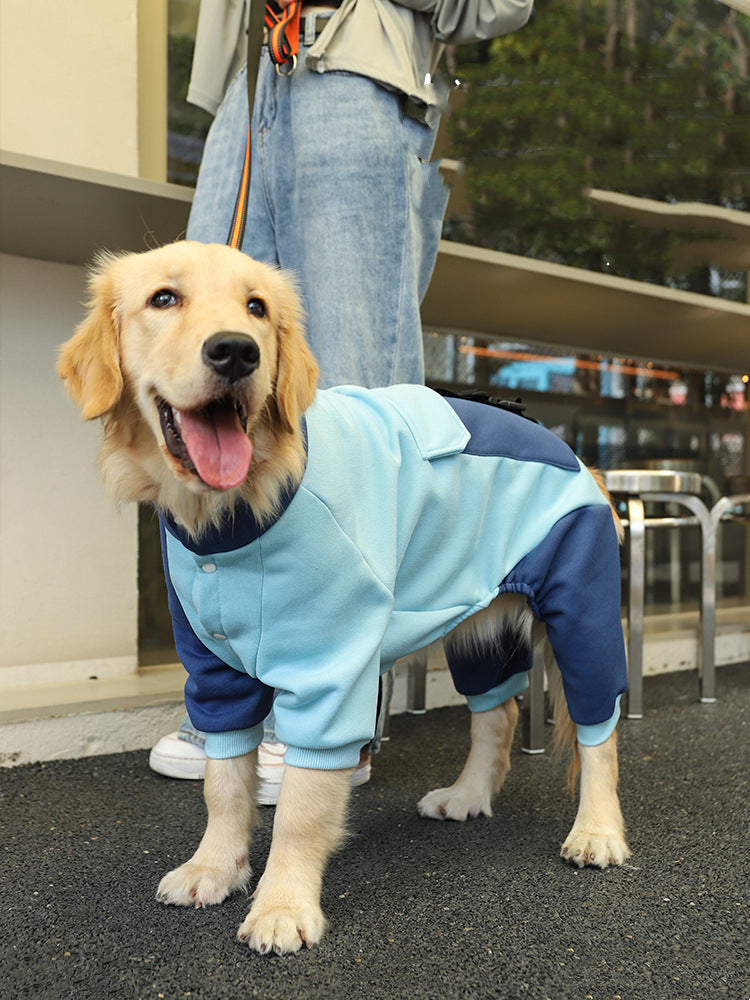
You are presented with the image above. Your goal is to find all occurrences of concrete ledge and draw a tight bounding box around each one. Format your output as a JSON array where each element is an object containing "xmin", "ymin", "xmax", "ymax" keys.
[
  {"xmin": 0, "ymin": 663, "xmax": 186, "ymax": 724},
  {"xmin": 0, "ymin": 663, "xmax": 187, "ymax": 767},
  {"xmin": 640, "ymin": 605, "xmax": 750, "ymax": 675},
  {"xmin": 0, "ymin": 704, "xmax": 187, "ymax": 768},
  {"xmin": 0, "ymin": 150, "xmax": 192, "ymax": 264},
  {"xmin": 3, "ymin": 151, "xmax": 747, "ymax": 371},
  {"xmin": 1, "ymin": 610, "xmax": 747, "ymax": 768}
]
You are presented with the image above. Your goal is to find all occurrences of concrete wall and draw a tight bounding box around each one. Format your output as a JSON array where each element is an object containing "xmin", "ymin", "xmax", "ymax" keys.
[
  {"xmin": 0, "ymin": 0, "xmax": 166, "ymax": 692},
  {"xmin": 0, "ymin": 0, "xmax": 140, "ymax": 175},
  {"xmin": 0, "ymin": 255, "xmax": 138, "ymax": 685}
]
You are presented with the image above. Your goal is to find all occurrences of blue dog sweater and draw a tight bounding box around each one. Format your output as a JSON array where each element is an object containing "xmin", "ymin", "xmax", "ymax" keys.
[{"xmin": 160, "ymin": 385, "xmax": 627, "ymax": 768}]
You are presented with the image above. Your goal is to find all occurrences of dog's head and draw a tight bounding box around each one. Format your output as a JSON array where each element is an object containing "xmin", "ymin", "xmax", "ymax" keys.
[{"xmin": 58, "ymin": 242, "xmax": 319, "ymax": 529}]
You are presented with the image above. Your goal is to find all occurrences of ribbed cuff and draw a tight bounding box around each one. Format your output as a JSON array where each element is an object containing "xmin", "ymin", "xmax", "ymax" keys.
[
  {"xmin": 204, "ymin": 723, "xmax": 264, "ymax": 759},
  {"xmin": 283, "ymin": 740, "xmax": 364, "ymax": 771},
  {"xmin": 576, "ymin": 695, "xmax": 622, "ymax": 747},
  {"xmin": 465, "ymin": 672, "xmax": 530, "ymax": 714}
]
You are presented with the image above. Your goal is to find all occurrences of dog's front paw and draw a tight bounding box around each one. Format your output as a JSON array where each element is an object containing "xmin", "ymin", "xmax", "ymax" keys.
[
  {"xmin": 237, "ymin": 895, "xmax": 327, "ymax": 955},
  {"xmin": 157, "ymin": 857, "xmax": 251, "ymax": 907},
  {"xmin": 561, "ymin": 827, "xmax": 631, "ymax": 869},
  {"xmin": 417, "ymin": 784, "xmax": 492, "ymax": 822}
]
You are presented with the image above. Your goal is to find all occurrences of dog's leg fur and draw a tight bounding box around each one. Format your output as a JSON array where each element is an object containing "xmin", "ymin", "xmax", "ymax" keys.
[
  {"xmin": 417, "ymin": 697, "xmax": 519, "ymax": 820},
  {"xmin": 559, "ymin": 729, "xmax": 631, "ymax": 868},
  {"xmin": 238, "ymin": 764, "xmax": 351, "ymax": 955},
  {"xmin": 545, "ymin": 654, "xmax": 630, "ymax": 868},
  {"xmin": 419, "ymin": 597, "xmax": 629, "ymax": 868},
  {"xmin": 157, "ymin": 753, "xmax": 256, "ymax": 907},
  {"xmin": 418, "ymin": 595, "xmax": 527, "ymax": 820}
]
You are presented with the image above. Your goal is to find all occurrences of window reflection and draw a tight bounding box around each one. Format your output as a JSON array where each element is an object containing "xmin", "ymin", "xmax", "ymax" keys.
[{"xmin": 153, "ymin": 0, "xmax": 749, "ymax": 667}]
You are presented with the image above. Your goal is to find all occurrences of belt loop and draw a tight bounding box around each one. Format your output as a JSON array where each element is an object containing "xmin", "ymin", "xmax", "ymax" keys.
[{"xmin": 303, "ymin": 13, "xmax": 317, "ymax": 47}]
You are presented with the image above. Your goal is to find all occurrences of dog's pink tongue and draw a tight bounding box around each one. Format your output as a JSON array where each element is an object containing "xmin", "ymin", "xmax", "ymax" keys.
[{"xmin": 177, "ymin": 403, "xmax": 253, "ymax": 490}]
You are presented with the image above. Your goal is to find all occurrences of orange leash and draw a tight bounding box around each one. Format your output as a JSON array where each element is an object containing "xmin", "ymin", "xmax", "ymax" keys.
[
  {"xmin": 265, "ymin": 0, "xmax": 302, "ymax": 74},
  {"xmin": 227, "ymin": 1, "xmax": 301, "ymax": 249},
  {"xmin": 227, "ymin": 129, "xmax": 253, "ymax": 250}
]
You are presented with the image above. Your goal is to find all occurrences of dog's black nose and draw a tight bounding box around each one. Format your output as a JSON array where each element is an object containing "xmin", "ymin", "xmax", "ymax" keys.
[{"xmin": 202, "ymin": 332, "xmax": 260, "ymax": 383}]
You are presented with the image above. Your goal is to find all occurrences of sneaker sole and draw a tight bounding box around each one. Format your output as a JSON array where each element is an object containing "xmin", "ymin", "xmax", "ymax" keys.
[{"xmin": 148, "ymin": 750, "xmax": 206, "ymax": 781}]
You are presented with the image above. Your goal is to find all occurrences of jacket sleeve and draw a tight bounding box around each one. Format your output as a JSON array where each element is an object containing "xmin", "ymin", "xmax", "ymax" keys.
[
  {"xmin": 159, "ymin": 517, "xmax": 274, "ymax": 757},
  {"xmin": 393, "ymin": 0, "xmax": 533, "ymax": 45},
  {"xmin": 187, "ymin": 0, "xmax": 248, "ymax": 115},
  {"xmin": 500, "ymin": 503, "xmax": 628, "ymax": 741}
]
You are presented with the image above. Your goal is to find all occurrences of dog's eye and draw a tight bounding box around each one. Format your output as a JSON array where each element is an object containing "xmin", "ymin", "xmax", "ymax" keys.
[
  {"xmin": 247, "ymin": 298, "xmax": 266, "ymax": 318},
  {"xmin": 149, "ymin": 289, "xmax": 180, "ymax": 309}
]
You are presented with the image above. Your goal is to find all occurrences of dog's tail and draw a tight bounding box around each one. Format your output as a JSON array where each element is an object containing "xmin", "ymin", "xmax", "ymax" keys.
[
  {"xmin": 542, "ymin": 643, "xmax": 581, "ymax": 794},
  {"xmin": 590, "ymin": 467, "xmax": 625, "ymax": 545}
]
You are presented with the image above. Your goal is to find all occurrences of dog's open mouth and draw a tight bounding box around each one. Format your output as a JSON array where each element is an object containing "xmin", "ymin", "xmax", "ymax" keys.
[{"xmin": 156, "ymin": 395, "xmax": 253, "ymax": 491}]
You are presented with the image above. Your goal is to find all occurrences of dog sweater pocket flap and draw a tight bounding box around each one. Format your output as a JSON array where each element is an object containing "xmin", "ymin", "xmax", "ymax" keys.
[{"xmin": 376, "ymin": 384, "xmax": 471, "ymax": 460}]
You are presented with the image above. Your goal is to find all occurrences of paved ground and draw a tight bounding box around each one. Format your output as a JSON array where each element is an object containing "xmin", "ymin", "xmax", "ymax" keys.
[{"xmin": 2, "ymin": 665, "xmax": 749, "ymax": 1000}]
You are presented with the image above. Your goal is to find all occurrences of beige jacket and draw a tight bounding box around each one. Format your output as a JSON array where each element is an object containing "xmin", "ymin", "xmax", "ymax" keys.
[{"xmin": 187, "ymin": 0, "xmax": 532, "ymax": 125}]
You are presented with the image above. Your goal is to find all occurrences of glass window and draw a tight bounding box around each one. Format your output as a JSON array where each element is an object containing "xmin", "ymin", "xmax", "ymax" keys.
[
  {"xmin": 153, "ymin": 0, "xmax": 749, "ymax": 666},
  {"xmin": 443, "ymin": 0, "xmax": 749, "ymax": 302},
  {"xmin": 168, "ymin": 0, "xmax": 211, "ymax": 187}
]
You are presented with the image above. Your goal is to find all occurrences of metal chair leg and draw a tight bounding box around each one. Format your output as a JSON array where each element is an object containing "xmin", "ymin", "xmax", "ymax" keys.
[
  {"xmin": 625, "ymin": 496, "xmax": 645, "ymax": 720},
  {"xmin": 405, "ymin": 653, "xmax": 427, "ymax": 714},
  {"xmin": 650, "ymin": 492, "xmax": 716, "ymax": 705}
]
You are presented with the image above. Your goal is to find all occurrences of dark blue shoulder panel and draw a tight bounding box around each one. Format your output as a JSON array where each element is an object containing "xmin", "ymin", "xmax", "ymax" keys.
[{"xmin": 442, "ymin": 396, "xmax": 579, "ymax": 471}]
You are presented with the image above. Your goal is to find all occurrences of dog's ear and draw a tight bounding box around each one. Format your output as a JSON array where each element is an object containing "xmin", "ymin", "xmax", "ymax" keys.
[
  {"xmin": 58, "ymin": 261, "xmax": 124, "ymax": 421},
  {"xmin": 273, "ymin": 278, "xmax": 319, "ymax": 433}
]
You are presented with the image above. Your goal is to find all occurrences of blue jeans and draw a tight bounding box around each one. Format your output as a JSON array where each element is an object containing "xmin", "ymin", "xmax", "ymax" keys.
[
  {"xmin": 178, "ymin": 48, "xmax": 447, "ymax": 749},
  {"xmin": 187, "ymin": 46, "xmax": 448, "ymax": 389}
]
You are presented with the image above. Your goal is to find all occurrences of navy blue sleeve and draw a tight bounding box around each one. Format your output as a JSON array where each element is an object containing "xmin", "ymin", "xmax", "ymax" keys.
[
  {"xmin": 158, "ymin": 516, "xmax": 275, "ymax": 734},
  {"xmin": 500, "ymin": 504, "xmax": 628, "ymax": 728}
]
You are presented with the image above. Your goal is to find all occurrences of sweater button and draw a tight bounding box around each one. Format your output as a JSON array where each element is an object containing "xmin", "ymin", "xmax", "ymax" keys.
[{"xmin": 201, "ymin": 562, "xmax": 217, "ymax": 573}]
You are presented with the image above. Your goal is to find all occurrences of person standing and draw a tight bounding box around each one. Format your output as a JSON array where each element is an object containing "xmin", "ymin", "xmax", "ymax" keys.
[{"xmin": 149, "ymin": 0, "xmax": 534, "ymax": 795}]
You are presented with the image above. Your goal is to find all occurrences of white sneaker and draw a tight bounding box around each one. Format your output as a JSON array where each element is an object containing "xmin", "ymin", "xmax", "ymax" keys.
[
  {"xmin": 149, "ymin": 731, "xmax": 206, "ymax": 780},
  {"xmin": 256, "ymin": 741, "xmax": 287, "ymax": 804},
  {"xmin": 256, "ymin": 741, "xmax": 372, "ymax": 806},
  {"xmin": 148, "ymin": 734, "xmax": 372, "ymax": 797}
]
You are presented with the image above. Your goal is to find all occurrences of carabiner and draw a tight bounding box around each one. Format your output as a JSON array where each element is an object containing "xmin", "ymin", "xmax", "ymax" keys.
[{"xmin": 275, "ymin": 53, "xmax": 297, "ymax": 76}]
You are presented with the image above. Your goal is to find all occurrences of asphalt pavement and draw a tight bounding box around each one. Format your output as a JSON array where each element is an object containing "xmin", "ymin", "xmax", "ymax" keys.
[{"xmin": 3, "ymin": 665, "xmax": 749, "ymax": 1000}]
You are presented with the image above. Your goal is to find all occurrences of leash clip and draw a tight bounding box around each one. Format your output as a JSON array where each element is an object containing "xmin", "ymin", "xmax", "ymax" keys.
[
  {"xmin": 266, "ymin": 0, "xmax": 301, "ymax": 74},
  {"xmin": 275, "ymin": 53, "xmax": 297, "ymax": 76}
]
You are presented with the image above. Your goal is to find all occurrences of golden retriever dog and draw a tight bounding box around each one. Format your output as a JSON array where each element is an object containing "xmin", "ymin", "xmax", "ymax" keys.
[{"xmin": 59, "ymin": 241, "xmax": 630, "ymax": 956}]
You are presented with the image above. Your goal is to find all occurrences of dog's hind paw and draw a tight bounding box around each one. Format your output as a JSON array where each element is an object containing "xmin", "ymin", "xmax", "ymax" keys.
[
  {"xmin": 560, "ymin": 828, "xmax": 631, "ymax": 869},
  {"xmin": 237, "ymin": 897, "xmax": 327, "ymax": 955},
  {"xmin": 156, "ymin": 857, "xmax": 251, "ymax": 907},
  {"xmin": 417, "ymin": 785, "xmax": 492, "ymax": 822}
]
